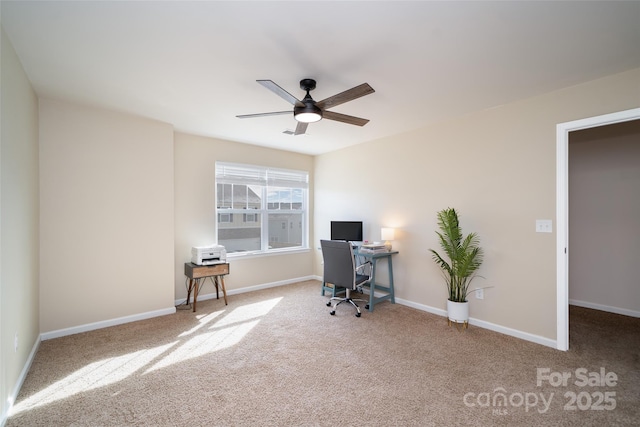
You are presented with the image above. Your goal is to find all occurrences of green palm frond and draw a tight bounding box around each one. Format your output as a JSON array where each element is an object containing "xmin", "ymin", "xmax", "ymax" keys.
[{"xmin": 430, "ymin": 208, "xmax": 484, "ymax": 302}]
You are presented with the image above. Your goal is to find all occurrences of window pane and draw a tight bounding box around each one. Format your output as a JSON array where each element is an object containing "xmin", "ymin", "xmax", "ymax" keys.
[
  {"xmin": 268, "ymin": 213, "xmax": 302, "ymax": 249},
  {"xmin": 232, "ymin": 185, "xmax": 246, "ymax": 209},
  {"xmin": 218, "ymin": 213, "xmax": 261, "ymax": 253},
  {"xmin": 216, "ymin": 183, "xmax": 232, "ymax": 209},
  {"xmin": 268, "ymin": 187, "xmax": 292, "ymax": 210},
  {"xmin": 292, "ymin": 188, "xmax": 303, "ymax": 210},
  {"xmin": 247, "ymin": 185, "xmax": 261, "ymax": 209},
  {"xmin": 231, "ymin": 184, "xmax": 262, "ymax": 209}
]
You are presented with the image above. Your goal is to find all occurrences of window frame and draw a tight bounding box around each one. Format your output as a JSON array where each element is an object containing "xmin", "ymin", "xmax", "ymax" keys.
[{"xmin": 215, "ymin": 162, "xmax": 309, "ymax": 257}]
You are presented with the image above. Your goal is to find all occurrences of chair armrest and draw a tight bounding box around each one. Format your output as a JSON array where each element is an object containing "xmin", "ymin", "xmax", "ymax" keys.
[{"xmin": 355, "ymin": 261, "xmax": 371, "ymax": 273}]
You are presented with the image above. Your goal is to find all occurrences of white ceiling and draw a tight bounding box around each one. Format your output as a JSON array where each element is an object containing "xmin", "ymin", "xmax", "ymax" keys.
[{"xmin": 2, "ymin": 1, "xmax": 640, "ymax": 155}]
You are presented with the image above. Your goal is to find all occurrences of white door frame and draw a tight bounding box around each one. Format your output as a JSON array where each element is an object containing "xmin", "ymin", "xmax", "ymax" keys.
[{"xmin": 556, "ymin": 107, "xmax": 640, "ymax": 351}]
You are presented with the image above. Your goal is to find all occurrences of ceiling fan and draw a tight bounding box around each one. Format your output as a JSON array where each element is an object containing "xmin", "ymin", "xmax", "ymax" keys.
[{"xmin": 236, "ymin": 79, "xmax": 375, "ymax": 135}]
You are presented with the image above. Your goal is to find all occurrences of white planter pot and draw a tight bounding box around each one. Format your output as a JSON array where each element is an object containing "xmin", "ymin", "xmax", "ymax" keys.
[{"xmin": 447, "ymin": 300, "xmax": 469, "ymax": 327}]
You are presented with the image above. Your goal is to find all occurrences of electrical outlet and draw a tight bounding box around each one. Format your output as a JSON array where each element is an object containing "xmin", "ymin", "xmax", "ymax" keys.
[
  {"xmin": 14, "ymin": 332, "xmax": 18, "ymax": 353},
  {"xmin": 536, "ymin": 219, "xmax": 553, "ymax": 233},
  {"xmin": 476, "ymin": 288, "xmax": 484, "ymax": 300}
]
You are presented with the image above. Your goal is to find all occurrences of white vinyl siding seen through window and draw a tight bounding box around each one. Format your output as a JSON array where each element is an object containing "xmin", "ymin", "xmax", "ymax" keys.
[{"xmin": 215, "ymin": 162, "xmax": 309, "ymax": 255}]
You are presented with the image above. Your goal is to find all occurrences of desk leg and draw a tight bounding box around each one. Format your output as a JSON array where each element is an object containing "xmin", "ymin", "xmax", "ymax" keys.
[
  {"xmin": 192, "ymin": 278, "xmax": 201, "ymax": 312},
  {"xmin": 387, "ymin": 256, "xmax": 395, "ymax": 303},
  {"xmin": 368, "ymin": 259, "xmax": 377, "ymax": 312},
  {"xmin": 186, "ymin": 278, "xmax": 195, "ymax": 309},
  {"xmin": 216, "ymin": 276, "xmax": 228, "ymax": 305}
]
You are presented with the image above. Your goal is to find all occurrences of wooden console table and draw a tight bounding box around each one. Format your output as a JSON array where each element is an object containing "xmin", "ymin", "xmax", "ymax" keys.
[{"xmin": 184, "ymin": 262, "xmax": 230, "ymax": 312}]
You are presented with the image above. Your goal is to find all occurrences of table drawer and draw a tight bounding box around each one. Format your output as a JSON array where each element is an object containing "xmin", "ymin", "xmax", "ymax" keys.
[{"xmin": 185, "ymin": 262, "xmax": 229, "ymax": 279}]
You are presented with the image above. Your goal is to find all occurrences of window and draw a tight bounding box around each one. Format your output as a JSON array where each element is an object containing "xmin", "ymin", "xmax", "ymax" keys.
[
  {"xmin": 243, "ymin": 213, "xmax": 258, "ymax": 223},
  {"xmin": 218, "ymin": 213, "xmax": 234, "ymax": 223},
  {"xmin": 215, "ymin": 162, "xmax": 309, "ymax": 255}
]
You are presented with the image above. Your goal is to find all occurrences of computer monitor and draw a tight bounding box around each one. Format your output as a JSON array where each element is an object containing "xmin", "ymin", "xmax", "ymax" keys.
[{"xmin": 330, "ymin": 221, "xmax": 363, "ymax": 242}]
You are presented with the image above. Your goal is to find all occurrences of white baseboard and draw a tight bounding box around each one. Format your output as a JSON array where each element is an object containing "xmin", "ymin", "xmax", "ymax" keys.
[
  {"xmin": 175, "ymin": 275, "xmax": 318, "ymax": 305},
  {"xmin": 40, "ymin": 307, "xmax": 177, "ymax": 341},
  {"xmin": 395, "ymin": 297, "xmax": 557, "ymax": 349},
  {"xmin": 569, "ymin": 299, "xmax": 640, "ymax": 318},
  {"xmin": 469, "ymin": 316, "xmax": 557, "ymax": 348},
  {"xmin": 397, "ymin": 297, "xmax": 447, "ymax": 317},
  {"xmin": 2, "ymin": 336, "xmax": 40, "ymax": 426}
]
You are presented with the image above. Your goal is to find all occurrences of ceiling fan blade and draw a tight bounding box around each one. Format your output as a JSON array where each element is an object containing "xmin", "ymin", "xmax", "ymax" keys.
[
  {"xmin": 316, "ymin": 83, "xmax": 374, "ymax": 110},
  {"xmin": 322, "ymin": 110, "xmax": 370, "ymax": 126},
  {"xmin": 257, "ymin": 80, "xmax": 303, "ymax": 106},
  {"xmin": 294, "ymin": 122, "xmax": 308, "ymax": 135},
  {"xmin": 236, "ymin": 111, "xmax": 292, "ymax": 119}
]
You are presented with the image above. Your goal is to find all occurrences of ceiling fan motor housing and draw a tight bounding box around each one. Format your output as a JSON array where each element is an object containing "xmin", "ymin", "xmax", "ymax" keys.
[{"xmin": 300, "ymin": 78, "xmax": 316, "ymax": 91}]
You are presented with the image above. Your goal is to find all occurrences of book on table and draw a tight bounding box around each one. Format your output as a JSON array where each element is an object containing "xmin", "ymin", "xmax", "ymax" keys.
[{"xmin": 359, "ymin": 243, "xmax": 387, "ymax": 254}]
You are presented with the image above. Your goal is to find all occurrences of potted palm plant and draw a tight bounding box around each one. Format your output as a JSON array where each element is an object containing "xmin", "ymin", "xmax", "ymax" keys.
[{"xmin": 429, "ymin": 208, "xmax": 484, "ymax": 329}]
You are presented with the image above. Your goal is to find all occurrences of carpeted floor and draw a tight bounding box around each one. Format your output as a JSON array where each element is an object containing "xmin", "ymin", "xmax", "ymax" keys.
[{"xmin": 6, "ymin": 280, "xmax": 640, "ymax": 426}]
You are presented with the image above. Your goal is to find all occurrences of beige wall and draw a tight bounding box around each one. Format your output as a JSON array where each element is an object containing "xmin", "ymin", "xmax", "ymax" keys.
[
  {"xmin": 173, "ymin": 132, "xmax": 314, "ymax": 300},
  {"xmin": 1, "ymin": 26, "xmax": 40, "ymax": 421},
  {"xmin": 39, "ymin": 99, "xmax": 176, "ymax": 334},
  {"xmin": 569, "ymin": 120, "xmax": 640, "ymax": 315},
  {"xmin": 314, "ymin": 68, "xmax": 640, "ymax": 342}
]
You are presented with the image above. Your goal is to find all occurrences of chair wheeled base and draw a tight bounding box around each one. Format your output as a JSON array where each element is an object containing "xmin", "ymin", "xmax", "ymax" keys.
[{"xmin": 327, "ymin": 289, "xmax": 366, "ymax": 317}]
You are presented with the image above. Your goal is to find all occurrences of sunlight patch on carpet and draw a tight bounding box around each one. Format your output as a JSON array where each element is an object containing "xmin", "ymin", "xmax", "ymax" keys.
[
  {"xmin": 213, "ymin": 297, "xmax": 283, "ymax": 328},
  {"xmin": 10, "ymin": 342, "xmax": 177, "ymax": 415},
  {"xmin": 179, "ymin": 310, "xmax": 225, "ymax": 337},
  {"xmin": 146, "ymin": 297, "xmax": 283, "ymax": 373}
]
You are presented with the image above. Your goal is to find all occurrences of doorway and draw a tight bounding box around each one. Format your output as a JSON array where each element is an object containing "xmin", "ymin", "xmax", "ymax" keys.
[{"xmin": 556, "ymin": 107, "xmax": 640, "ymax": 351}]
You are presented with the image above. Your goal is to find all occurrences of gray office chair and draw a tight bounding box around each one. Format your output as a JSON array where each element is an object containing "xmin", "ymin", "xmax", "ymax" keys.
[{"xmin": 320, "ymin": 240, "xmax": 371, "ymax": 317}]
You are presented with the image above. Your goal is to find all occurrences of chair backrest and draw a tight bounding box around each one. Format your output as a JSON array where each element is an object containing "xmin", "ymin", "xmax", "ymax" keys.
[{"xmin": 320, "ymin": 240, "xmax": 356, "ymax": 290}]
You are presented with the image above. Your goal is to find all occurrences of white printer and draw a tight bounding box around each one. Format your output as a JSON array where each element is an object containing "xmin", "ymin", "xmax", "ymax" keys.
[{"xmin": 191, "ymin": 245, "xmax": 227, "ymax": 265}]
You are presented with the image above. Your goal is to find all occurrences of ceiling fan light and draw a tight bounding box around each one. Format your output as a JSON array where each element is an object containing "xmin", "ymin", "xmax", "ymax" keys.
[
  {"xmin": 295, "ymin": 112, "xmax": 322, "ymax": 123},
  {"xmin": 294, "ymin": 103, "xmax": 322, "ymax": 123}
]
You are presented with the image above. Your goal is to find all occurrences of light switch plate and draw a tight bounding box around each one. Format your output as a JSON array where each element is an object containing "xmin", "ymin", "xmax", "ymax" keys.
[{"xmin": 536, "ymin": 219, "xmax": 553, "ymax": 233}]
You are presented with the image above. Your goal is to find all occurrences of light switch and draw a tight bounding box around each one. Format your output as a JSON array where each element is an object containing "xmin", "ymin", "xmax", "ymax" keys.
[{"xmin": 536, "ymin": 219, "xmax": 553, "ymax": 233}]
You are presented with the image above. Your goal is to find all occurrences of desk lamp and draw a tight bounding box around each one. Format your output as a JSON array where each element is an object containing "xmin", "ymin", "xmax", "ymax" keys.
[{"xmin": 381, "ymin": 228, "xmax": 395, "ymax": 252}]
